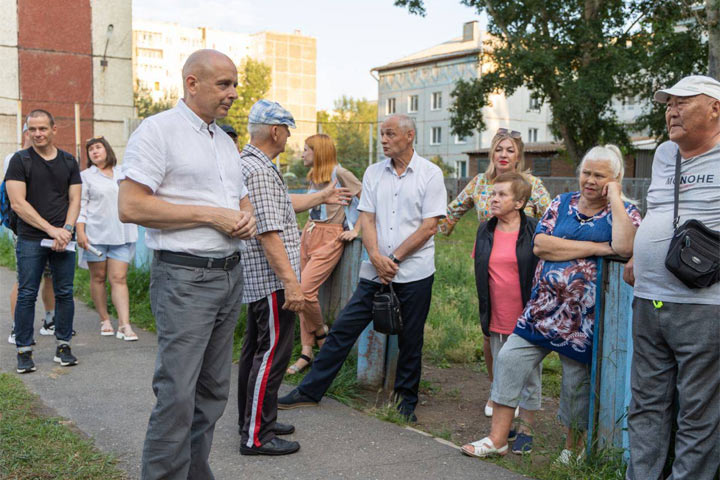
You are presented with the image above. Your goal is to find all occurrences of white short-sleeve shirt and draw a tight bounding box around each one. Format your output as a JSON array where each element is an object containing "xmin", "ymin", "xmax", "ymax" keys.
[
  {"xmin": 358, "ymin": 151, "xmax": 447, "ymax": 283},
  {"xmin": 78, "ymin": 165, "xmax": 138, "ymax": 245},
  {"xmin": 118, "ymin": 100, "xmax": 248, "ymax": 257}
]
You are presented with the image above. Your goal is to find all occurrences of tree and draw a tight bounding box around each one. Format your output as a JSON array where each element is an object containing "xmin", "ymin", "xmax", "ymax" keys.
[
  {"xmin": 220, "ymin": 58, "xmax": 272, "ymax": 146},
  {"xmin": 316, "ymin": 96, "xmax": 377, "ymax": 179},
  {"xmin": 134, "ymin": 82, "xmax": 177, "ymax": 119},
  {"xmin": 395, "ymin": 0, "xmax": 708, "ymax": 163},
  {"xmin": 430, "ymin": 155, "xmax": 455, "ymax": 177}
]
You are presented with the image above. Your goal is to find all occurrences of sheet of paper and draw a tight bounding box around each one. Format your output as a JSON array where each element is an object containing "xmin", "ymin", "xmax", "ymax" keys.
[{"xmin": 40, "ymin": 239, "xmax": 77, "ymax": 252}]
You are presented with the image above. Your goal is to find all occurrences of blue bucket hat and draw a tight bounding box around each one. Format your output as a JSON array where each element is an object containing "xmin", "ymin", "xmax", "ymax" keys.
[{"xmin": 248, "ymin": 99, "xmax": 296, "ymax": 128}]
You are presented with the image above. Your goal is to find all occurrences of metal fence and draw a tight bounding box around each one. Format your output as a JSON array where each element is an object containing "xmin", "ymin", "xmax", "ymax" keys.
[{"xmin": 444, "ymin": 176, "xmax": 652, "ymax": 215}]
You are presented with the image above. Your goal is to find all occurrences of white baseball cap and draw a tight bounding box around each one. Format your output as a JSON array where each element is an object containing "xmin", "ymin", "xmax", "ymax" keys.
[{"xmin": 654, "ymin": 75, "xmax": 720, "ymax": 103}]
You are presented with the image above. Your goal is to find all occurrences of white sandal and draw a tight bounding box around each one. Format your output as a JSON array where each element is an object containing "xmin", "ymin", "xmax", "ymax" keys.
[
  {"xmin": 461, "ymin": 437, "xmax": 508, "ymax": 458},
  {"xmin": 116, "ymin": 325, "xmax": 138, "ymax": 342}
]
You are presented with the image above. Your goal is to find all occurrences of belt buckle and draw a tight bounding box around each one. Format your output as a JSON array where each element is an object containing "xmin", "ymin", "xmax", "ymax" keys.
[{"xmin": 223, "ymin": 254, "xmax": 238, "ymax": 271}]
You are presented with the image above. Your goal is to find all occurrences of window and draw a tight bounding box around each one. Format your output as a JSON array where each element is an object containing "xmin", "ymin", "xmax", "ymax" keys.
[
  {"xmin": 431, "ymin": 91, "xmax": 442, "ymax": 110},
  {"xmin": 533, "ymin": 157, "xmax": 551, "ymax": 176},
  {"xmin": 431, "ymin": 127, "xmax": 442, "ymax": 145},
  {"xmin": 454, "ymin": 134, "xmax": 467, "ymax": 144},
  {"xmin": 456, "ymin": 160, "xmax": 468, "ymax": 178},
  {"xmin": 527, "ymin": 128, "xmax": 538, "ymax": 143},
  {"xmin": 386, "ymin": 97, "xmax": 396, "ymax": 115},
  {"xmin": 529, "ymin": 93, "xmax": 542, "ymax": 111},
  {"xmin": 408, "ymin": 95, "xmax": 418, "ymax": 113}
]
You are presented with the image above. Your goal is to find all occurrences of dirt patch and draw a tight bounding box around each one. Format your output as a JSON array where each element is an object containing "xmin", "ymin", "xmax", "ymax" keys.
[{"xmin": 353, "ymin": 362, "xmax": 566, "ymax": 468}]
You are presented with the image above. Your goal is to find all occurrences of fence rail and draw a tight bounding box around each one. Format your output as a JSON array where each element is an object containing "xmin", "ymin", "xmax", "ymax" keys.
[{"xmin": 445, "ymin": 177, "xmax": 652, "ymax": 215}]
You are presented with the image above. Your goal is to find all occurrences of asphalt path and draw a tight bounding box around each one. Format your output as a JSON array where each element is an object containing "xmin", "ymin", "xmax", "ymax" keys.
[{"xmin": 0, "ymin": 265, "xmax": 529, "ymax": 479}]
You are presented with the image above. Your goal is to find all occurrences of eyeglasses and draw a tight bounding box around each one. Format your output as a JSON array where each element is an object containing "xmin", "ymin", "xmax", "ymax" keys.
[
  {"xmin": 85, "ymin": 135, "xmax": 104, "ymax": 145},
  {"xmin": 495, "ymin": 128, "xmax": 522, "ymax": 139}
]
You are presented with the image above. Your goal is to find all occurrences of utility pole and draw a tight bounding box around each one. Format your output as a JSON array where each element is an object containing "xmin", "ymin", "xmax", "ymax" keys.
[{"xmin": 368, "ymin": 123, "xmax": 373, "ymax": 166}]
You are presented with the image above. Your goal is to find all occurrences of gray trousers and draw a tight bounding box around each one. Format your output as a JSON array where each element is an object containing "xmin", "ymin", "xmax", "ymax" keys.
[
  {"xmin": 489, "ymin": 332, "xmax": 542, "ymax": 411},
  {"xmin": 492, "ymin": 334, "xmax": 591, "ymax": 430},
  {"xmin": 141, "ymin": 256, "xmax": 244, "ymax": 480},
  {"xmin": 626, "ymin": 298, "xmax": 720, "ymax": 480}
]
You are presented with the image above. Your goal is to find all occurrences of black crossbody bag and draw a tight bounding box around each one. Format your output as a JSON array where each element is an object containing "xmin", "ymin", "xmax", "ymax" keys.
[
  {"xmin": 664, "ymin": 150, "xmax": 720, "ymax": 289},
  {"xmin": 372, "ymin": 284, "xmax": 403, "ymax": 335}
]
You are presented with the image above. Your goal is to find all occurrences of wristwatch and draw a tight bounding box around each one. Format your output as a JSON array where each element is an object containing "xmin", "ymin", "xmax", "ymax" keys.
[
  {"xmin": 388, "ymin": 253, "xmax": 401, "ymax": 265},
  {"xmin": 63, "ymin": 224, "xmax": 74, "ymax": 234}
]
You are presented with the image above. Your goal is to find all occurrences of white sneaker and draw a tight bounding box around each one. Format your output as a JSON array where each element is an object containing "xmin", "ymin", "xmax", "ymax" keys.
[
  {"xmin": 8, "ymin": 331, "xmax": 15, "ymax": 344},
  {"xmin": 39, "ymin": 321, "xmax": 55, "ymax": 336},
  {"xmin": 555, "ymin": 448, "xmax": 585, "ymax": 466},
  {"xmin": 484, "ymin": 403, "xmax": 493, "ymax": 417}
]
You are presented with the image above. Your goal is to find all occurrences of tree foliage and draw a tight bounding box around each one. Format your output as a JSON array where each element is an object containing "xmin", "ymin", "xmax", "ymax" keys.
[
  {"xmin": 133, "ymin": 82, "xmax": 177, "ymax": 119},
  {"xmin": 430, "ymin": 155, "xmax": 455, "ymax": 177},
  {"xmin": 316, "ymin": 96, "xmax": 378, "ymax": 179},
  {"xmin": 395, "ymin": 0, "xmax": 708, "ymax": 163},
  {"xmin": 220, "ymin": 58, "xmax": 272, "ymax": 146}
]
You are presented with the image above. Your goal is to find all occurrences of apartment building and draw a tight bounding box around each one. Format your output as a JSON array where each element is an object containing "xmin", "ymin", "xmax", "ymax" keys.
[
  {"xmin": 132, "ymin": 20, "xmax": 316, "ymax": 151},
  {"xmin": 372, "ymin": 21, "xmax": 551, "ymax": 177}
]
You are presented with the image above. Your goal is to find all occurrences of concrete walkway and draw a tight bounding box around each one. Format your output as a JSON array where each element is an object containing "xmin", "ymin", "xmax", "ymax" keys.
[{"xmin": 0, "ymin": 266, "xmax": 528, "ymax": 480}]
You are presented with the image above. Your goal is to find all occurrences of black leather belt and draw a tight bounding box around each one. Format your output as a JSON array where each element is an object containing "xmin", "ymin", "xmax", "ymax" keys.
[{"xmin": 157, "ymin": 250, "xmax": 241, "ymax": 271}]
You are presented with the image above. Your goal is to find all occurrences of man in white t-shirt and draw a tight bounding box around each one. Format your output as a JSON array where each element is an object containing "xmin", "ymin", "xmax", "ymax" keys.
[{"xmin": 624, "ymin": 75, "xmax": 720, "ymax": 480}]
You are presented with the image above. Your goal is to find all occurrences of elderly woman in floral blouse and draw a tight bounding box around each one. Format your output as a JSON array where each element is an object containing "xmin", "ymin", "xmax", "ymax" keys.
[
  {"xmin": 439, "ymin": 128, "xmax": 551, "ymax": 418},
  {"xmin": 461, "ymin": 144, "xmax": 642, "ymax": 464}
]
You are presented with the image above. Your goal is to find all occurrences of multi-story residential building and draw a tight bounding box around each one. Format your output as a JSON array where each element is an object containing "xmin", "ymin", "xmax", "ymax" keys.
[
  {"xmin": 1, "ymin": 0, "xmax": 134, "ymax": 167},
  {"xmin": 372, "ymin": 21, "xmax": 551, "ymax": 177},
  {"xmin": 132, "ymin": 20, "xmax": 316, "ymax": 152},
  {"xmin": 250, "ymin": 31, "xmax": 317, "ymax": 154}
]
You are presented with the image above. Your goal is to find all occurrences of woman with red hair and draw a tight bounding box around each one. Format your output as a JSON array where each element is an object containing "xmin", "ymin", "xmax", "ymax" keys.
[{"xmin": 286, "ymin": 134, "xmax": 362, "ymax": 374}]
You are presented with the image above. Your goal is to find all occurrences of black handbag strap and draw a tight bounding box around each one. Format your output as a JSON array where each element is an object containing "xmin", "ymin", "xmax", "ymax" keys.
[{"xmin": 673, "ymin": 148, "xmax": 682, "ymax": 231}]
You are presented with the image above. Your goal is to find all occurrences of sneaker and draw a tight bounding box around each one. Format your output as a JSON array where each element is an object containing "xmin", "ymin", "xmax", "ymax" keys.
[
  {"xmin": 555, "ymin": 448, "xmax": 584, "ymax": 466},
  {"xmin": 53, "ymin": 344, "xmax": 78, "ymax": 367},
  {"xmin": 507, "ymin": 429, "xmax": 517, "ymax": 442},
  {"xmin": 39, "ymin": 320, "xmax": 55, "ymax": 336},
  {"xmin": 511, "ymin": 433, "xmax": 533, "ymax": 454},
  {"xmin": 278, "ymin": 388, "xmax": 318, "ymax": 410},
  {"xmin": 8, "ymin": 329, "xmax": 36, "ymax": 346},
  {"xmin": 17, "ymin": 351, "xmax": 37, "ymax": 374}
]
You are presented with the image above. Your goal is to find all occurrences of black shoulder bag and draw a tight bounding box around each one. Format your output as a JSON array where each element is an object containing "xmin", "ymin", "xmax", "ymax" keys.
[
  {"xmin": 372, "ymin": 283, "xmax": 403, "ymax": 335},
  {"xmin": 664, "ymin": 149, "xmax": 720, "ymax": 289}
]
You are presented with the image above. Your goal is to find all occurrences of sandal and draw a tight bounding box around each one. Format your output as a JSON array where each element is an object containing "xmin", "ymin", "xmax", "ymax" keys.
[
  {"xmin": 461, "ymin": 437, "xmax": 508, "ymax": 458},
  {"xmin": 116, "ymin": 325, "xmax": 138, "ymax": 341},
  {"xmin": 100, "ymin": 319, "xmax": 114, "ymax": 336},
  {"xmin": 315, "ymin": 325, "xmax": 329, "ymax": 347},
  {"xmin": 286, "ymin": 354, "xmax": 312, "ymax": 375}
]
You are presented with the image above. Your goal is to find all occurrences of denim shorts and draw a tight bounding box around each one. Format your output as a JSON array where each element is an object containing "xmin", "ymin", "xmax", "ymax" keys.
[{"xmin": 83, "ymin": 242, "xmax": 134, "ymax": 263}]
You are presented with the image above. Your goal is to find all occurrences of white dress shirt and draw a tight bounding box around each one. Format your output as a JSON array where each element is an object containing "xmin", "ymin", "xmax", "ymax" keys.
[
  {"xmin": 357, "ymin": 151, "xmax": 447, "ymax": 283},
  {"xmin": 118, "ymin": 100, "xmax": 249, "ymax": 257},
  {"xmin": 78, "ymin": 165, "xmax": 138, "ymax": 245}
]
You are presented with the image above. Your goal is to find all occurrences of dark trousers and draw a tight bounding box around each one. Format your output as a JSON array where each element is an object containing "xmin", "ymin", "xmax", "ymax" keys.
[
  {"xmin": 14, "ymin": 237, "xmax": 75, "ymax": 348},
  {"xmin": 626, "ymin": 298, "xmax": 720, "ymax": 480},
  {"xmin": 238, "ymin": 289, "xmax": 295, "ymax": 448},
  {"xmin": 299, "ymin": 275, "xmax": 434, "ymax": 414}
]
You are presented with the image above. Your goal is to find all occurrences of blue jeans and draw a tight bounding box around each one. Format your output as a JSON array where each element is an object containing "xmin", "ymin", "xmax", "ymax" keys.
[
  {"xmin": 299, "ymin": 275, "xmax": 434, "ymax": 414},
  {"xmin": 14, "ymin": 237, "xmax": 76, "ymax": 348}
]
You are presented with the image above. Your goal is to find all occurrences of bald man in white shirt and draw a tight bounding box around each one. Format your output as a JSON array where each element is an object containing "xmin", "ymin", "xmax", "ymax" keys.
[{"xmin": 119, "ymin": 49, "xmax": 256, "ymax": 480}]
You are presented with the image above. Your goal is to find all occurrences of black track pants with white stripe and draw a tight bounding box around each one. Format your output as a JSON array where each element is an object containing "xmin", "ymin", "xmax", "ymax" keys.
[{"xmin": 238, "ymin": 289, "xmax": 296, "ymax": 448}]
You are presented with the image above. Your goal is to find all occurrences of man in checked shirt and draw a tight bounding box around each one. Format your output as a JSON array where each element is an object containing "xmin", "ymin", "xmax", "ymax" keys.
[{"xmin": 237, "ymin": 99, "xmax": 351, "ymax": 456}]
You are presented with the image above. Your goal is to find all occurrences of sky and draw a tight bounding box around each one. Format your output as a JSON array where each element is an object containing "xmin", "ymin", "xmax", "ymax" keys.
[{"xmin": 132, "ymin": 0, "xmax": 486, "ymax": 110}]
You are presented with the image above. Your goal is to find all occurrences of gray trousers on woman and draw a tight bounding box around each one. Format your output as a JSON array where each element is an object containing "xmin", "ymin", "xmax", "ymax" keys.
[
  {"xmin": 141, "ymin": 256, "xmax": 244, "ymax": 480},
  {"xmin": 492, "ymin": 334, "xmax": 591, "ymax": 430}
]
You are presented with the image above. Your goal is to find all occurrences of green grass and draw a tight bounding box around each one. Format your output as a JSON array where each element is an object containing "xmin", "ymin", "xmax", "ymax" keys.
[{"xmin": 0, "ymin": 373, "xmax": 127, "ymax": 480}]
